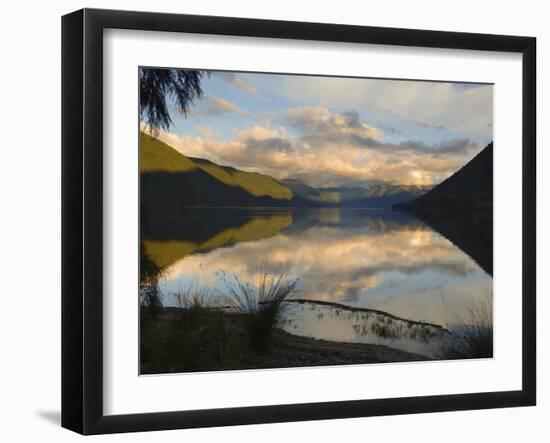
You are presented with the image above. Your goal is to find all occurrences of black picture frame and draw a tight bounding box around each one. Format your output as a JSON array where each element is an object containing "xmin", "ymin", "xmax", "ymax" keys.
[{"xmin": 62, "ymin": 8, "xmax": 537, "ymax": 435}]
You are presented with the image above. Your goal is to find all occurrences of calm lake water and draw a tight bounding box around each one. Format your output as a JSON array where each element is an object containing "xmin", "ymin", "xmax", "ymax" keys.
[{"xmin": 145, "ymin": 208, "xmax": 492, "ymax": 357}]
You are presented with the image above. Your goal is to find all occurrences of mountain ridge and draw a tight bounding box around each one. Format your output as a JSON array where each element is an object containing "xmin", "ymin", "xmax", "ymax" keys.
[
  {"xmin": 141, "ymin": 132, "xmax": 432, "ymax": 209},
  {"xmin": 393, "ymin": 142, "xmax": 493, "ymax": 212},
  {"xmin": 282, "ymin": 178, "xmax": 431, "ymax": 207},
  {"xmin": 392, "ymin": 142, "xmax": 493, "ymax": 275}
]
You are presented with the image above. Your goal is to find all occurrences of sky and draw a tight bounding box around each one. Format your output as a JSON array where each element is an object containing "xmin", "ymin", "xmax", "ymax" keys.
[{"xmin": 150, "ymin": 70, "xmax": 493, "ymax": 188}]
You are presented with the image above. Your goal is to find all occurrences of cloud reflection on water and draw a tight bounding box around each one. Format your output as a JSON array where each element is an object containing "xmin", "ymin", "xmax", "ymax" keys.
[{"xmin": 155, "ymin": 209, "xmax": 492, "ymax": 327}]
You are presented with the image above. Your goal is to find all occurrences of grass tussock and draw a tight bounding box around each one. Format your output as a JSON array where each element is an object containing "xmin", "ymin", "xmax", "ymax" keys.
[
  {"xmin": 221, "ymin": 270, "xmax": 299, "ymax": 351},
  {"xmin": 437, "ymin": 297, "xmax": 493, "ymax": 360},
  {"xmin": 175, "ymin": 283, "xmax": 212, "ymax": 310},
  {"xmin": 141, "ymin": 284, "xmax": 230, "ymax": 374},
  {"xmin": 140, "ymin": 270, "xmax": 299, "ymax": 373}
]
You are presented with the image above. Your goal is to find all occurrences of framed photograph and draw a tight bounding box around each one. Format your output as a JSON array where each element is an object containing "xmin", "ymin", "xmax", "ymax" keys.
[{"xmin": 62, "ymin": 8, "xmax": 536, "ymax": 434}]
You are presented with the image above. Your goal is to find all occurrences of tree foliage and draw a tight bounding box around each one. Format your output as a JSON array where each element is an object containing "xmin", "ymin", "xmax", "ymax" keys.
[{"xmin": 139, "ymin": 68, "xmax": 208, "ymax": 135}]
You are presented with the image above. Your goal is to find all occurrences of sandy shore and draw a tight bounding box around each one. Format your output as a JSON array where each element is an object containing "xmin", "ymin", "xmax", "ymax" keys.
[
  {"xmin": 256, "ymin": 328, "xmax": 430, "ymax": 368},
  {"xmin": 140, "ymin": 307, "xmax": 430, "ymax": 374}
]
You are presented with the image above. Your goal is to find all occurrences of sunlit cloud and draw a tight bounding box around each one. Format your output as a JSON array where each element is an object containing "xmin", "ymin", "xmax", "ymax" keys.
[
  {"xmin": 146, "ymin": 71, "xmax": 492, "ymax": 187},
  {"xmin": 154, "ymin": 104, "xmax": 475, "ymax": 186},
  {"xmin": 282, "ymin": 106, "xmax": 383, "ymax": 140}
]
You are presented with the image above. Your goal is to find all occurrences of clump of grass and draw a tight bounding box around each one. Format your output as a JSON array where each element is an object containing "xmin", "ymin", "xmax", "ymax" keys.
[
  {"xmin": 222, "ymin": 270, "xmax": 299, "ymax": 351},
  {"xmin": 437, "ymin": 297, "xmax": 493, "ymax": 359},
  {"xmin": 175, "ymin": 283, "xmax": 212, "ymax": 310},
  {"xmin": 141, "ymin": 283, "xmax": 232, "ymax": 373}
]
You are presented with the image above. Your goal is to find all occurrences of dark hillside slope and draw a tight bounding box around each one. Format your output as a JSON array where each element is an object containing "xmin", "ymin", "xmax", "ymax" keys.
[
  {"xmin": 394, "ymin": 143, "xmax": 493, "ymax": 212},
  {"xmin": 140, "ymin": 133, "xmax": 301, "ymax": 208},
  {"xmin": 393, "ymin": 143, "xmax": 493, "ymax": 275}
]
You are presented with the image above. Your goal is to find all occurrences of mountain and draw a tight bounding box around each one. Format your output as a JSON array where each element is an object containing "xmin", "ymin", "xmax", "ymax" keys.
[
  {"xmin": 282, "ymin": 179, "xmax": 430, "ymax": 208},
  {"xmin": 141, "ymin": 132, "xmax": 430, "ymax": 209},
  {"xmin": 185, "ymin": 156, "xmax": 292, "ymax": 200},
  {"xmin": 140, "ymin": 133, "xmax": 303, "ymax": 208},
  {"xmin": 393, "ymin": 143, "xmax": 493, "ymax": 212},
  {"xmin": 393, "ymin": 142, "xmax": 493, "ymax": 275}
]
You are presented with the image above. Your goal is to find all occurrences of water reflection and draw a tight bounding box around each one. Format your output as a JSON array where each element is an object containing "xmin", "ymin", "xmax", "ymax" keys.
[
  {"xmin": 143, "ymin": 208, "xmax": 492, "ymax": 355},
  {"xmin": 280, "ymin": 300, "xmax": 452, "ymax": 357}
]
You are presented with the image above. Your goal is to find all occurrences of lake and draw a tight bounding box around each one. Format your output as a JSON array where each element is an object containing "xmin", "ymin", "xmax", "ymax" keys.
[{"xmin": 143, "ymin": 207, "xmax": 492, "ymax": 357}]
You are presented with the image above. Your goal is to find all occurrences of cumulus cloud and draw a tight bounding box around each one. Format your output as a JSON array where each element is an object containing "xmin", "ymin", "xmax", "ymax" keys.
[
  {"xmin": 397, "ymin": 138, "xmax": 476, "ymax": 156},
  {"xmin": 143, "ymin": 68, "xmax": 494, "ymax": 187},
  {"xmin": 283, "ymin": 106, "xmax": 383, "ymax": 139},
  {"xmin": 148, "ymin": 90, "xmax": 485, "ymax": 186},
  {"xmin": 278, "ymin": 77, "xmax": 493, "ymax": 139},
  {"xmin": 154, "ymin": 113, "xmax": 471, "ymax": 187},
  {"xmin": 282, "ymin": 106, "xmax": 477, "ymax": 157},
  {"xmin": 245, "ymin": 137, "xmax": 294, "ymax": 154}
]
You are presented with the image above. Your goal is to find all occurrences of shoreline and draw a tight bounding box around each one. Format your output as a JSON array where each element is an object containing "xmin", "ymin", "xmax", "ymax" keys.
[
  {"xmin": 285, "ymin": 298, "xmax": 450, "ymax": 332},
  {"xmin": 140, "ymin": 307, "xmax": 432, "ymax": 375}
]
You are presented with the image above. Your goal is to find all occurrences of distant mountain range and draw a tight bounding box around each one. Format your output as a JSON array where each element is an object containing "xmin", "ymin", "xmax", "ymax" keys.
[
  {"xmin": 282, "ymin": 178, "xmax": 430, "ymax": 208},
  {"xmin": 140, "ymin": 133, "xmax": 430, "ymax": 209}
]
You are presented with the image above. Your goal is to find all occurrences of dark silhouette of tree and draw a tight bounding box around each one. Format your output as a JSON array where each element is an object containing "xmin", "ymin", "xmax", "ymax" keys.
[{"xmin": 139, "ymin": 68, "xmax": 209, "ymax": 135}]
